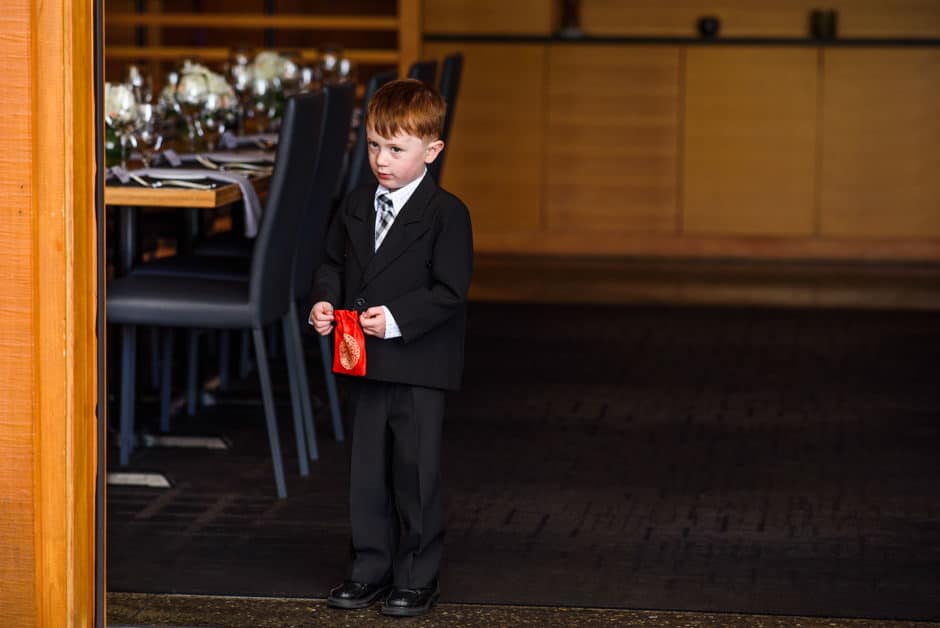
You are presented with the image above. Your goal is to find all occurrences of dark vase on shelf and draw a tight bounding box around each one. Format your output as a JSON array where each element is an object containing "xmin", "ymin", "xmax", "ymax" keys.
[
  {"xmin": 809, "ymin": 9, "xmax": 838, "ymax": 40},
  {"xmin": 697, "ymin": 16, "xmax": 721, "ymax": 39}
]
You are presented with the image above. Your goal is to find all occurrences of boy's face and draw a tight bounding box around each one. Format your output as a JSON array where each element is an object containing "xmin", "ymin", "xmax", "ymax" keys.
[{"xmin": 366, "ymin": 126, "xmax": 444, "ymax": 191}]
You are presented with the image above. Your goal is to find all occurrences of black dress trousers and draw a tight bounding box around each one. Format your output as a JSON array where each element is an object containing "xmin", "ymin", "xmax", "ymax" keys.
[{"xmin": 348, "ymin": 380, "xmax": 445, "ymax": 588}]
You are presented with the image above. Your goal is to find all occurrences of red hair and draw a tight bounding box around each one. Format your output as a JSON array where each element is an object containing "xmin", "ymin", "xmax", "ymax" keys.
[{"xmin": 366, "ymin": 78, "xmax": 446, "ymax": 141}]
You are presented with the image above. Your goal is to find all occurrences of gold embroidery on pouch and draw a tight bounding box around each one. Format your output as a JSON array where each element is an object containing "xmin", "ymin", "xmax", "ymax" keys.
[{"xmin": 339, "ymin": 333, "xmax": 361, "ymax": 369}]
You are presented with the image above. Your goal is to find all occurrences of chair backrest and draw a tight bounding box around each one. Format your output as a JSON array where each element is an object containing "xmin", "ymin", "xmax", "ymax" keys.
[
  {"xmin": 407, "ymin": 59, "xmax": 438, "ymax": 86},
  {"xmin": 343, "ymin": 69, "xmax": 397, "ymax": 196},
  {"xmin": 429, "ymin": 52, "xmax": 463, "ymax": 182},
  {"xmin": 250, "ymin": 90, "xmax": 327, "ymax": 325},
  {"xmin": 291, "ymin": 82, "xmax": 356, "ymax": 302}
]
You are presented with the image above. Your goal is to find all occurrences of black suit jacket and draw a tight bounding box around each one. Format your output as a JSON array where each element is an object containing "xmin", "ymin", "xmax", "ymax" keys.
[{"xmin": 312, "ymin": 174, "xmax": 474, "ymax": 391}]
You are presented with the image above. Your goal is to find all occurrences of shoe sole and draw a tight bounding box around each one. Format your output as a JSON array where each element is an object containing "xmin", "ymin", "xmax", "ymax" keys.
[
  {"xmin": 327, "ymin": 586, "xmax": 391, "ymax": 610},
  {"xmin": 380, "ymin": 591, "xmax": 440, "ymax": 617}
]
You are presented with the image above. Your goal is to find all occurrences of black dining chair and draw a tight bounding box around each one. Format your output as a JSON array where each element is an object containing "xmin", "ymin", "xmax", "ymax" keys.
[
  {"xmin": 107, "ymin": 91, "xmax": 327, "ymax": 499},
  {"xmin": 286, "ymin": 82, "xmax": 356, "ymax": 448},
  {"xmin": 429, "ymin": 52, "xmax": 463, "ymax": 183},
  {"xmin": 342, "ymin": 69, "xmax": 397, "ymax": 197},
  {"xmin": 128, "ymin": 84, "xmax": 356, "ymax": 457},
  {"xmin": 407, "ymin": 59, "xmax": 438, "ymax": 87}
]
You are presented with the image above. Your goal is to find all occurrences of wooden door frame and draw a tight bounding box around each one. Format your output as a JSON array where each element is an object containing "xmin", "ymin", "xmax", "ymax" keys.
[{"xmin": 0, "ymin": 0, "xmax": 100, "ymax": 624}]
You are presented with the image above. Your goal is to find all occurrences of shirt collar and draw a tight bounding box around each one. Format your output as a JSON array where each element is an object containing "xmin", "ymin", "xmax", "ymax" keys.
[{"xmin": 374, "ymin": 168, "xmax": 427, "ymax": 217}]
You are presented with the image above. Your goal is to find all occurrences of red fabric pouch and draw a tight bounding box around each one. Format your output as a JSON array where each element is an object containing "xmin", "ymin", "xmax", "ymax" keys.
[{"xmin": 333, "ymin": 309, "xmax": 367, "ymax": 377}]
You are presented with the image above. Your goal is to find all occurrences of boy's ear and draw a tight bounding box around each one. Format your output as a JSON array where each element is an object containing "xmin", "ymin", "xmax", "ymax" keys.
[{"xmin": 423, "ymin": 139, "xmax": 445, "ymax": 164}]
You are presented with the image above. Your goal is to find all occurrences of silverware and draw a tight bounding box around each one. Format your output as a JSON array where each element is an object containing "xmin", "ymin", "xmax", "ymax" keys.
[
  {"xmin": 220, "ymin": 162, "xmax": 272, "ymax": 172},
  {"xmin": 195, "ymin": 155, "xmax": 219, "ymax": 170},
  {"xmin": 129, "ymin": 173, "xmax": 216, "ymax": 190}
]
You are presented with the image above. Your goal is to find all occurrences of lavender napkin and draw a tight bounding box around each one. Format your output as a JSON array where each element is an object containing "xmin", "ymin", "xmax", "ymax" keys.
[{"xmin": 220, "ymin": 132, "xmax": 279, "ymax": 149}]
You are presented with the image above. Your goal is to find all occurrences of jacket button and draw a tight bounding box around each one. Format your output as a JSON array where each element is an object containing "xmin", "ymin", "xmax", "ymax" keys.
[{"xmin": 354, "ymin": 297, "xmax": 366, "ymax": 308}]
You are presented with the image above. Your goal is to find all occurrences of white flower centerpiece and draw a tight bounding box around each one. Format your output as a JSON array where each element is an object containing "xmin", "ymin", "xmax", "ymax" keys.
[
  {"xmin": 244, "ymin": 51, "xmax": 301, "ymax": 133},
  {"xmin": 172, "ymin": 60, "xmax": 237, "ymax": 151},
  {"xmin": 104, "ymin": 82, "xmax": 139, "ymax": 167}
]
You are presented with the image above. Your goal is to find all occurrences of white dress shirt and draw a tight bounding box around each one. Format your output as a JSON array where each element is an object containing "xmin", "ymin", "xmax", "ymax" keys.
[{"xmin": 373, "ymin": 168, "xmax": 427, "ymax": 339}]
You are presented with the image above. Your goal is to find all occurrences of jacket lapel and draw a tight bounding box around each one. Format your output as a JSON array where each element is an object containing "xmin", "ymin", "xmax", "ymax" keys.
[
  {"xmin": 361, "ymin": 174, "xmax": 437, "ymax": 287},
  {"xmin": 346, "ymin": 191, "xmax": 376, "ymax": 271}
]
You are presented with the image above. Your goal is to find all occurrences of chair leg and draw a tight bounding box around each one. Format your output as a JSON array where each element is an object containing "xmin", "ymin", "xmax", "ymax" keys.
[
  {"xmin": 287, "ymin": 304, "xmax": 319, "ymax": 461},
  {"xmin": 148, "ymin": 326, "xmax": 161, "ymax": 389},
  {"xmin": 119, "ymin": 325, "xmax": 137, "ymax": 466},
  {"xmin": 268, "ymin": 322, "xmax": 280, "ymax": 358},
  {"xmin": 282, "ymin": 317, "xmax": 312, "ymax": 475},
  {"xmin": 318, "ymin": 333, "xmax": 345, "ymax": 442},
  {"xmin": 187, "ymin": 329, "xmax": 200, "ymax": 416},
  {"xmin": 252, "ymin": 327, "xmax": 287, "ymax": 499},
  {"xmin": 159, "ymin": 328, "xmax": 173, "ymax": 432},
  {"xmin": 218, "ymin": 330, "xmax": 231, "ymax": 391},
  {"xmin": 239, "ymin": 329, "xmax": 251, "ymax": 379}
]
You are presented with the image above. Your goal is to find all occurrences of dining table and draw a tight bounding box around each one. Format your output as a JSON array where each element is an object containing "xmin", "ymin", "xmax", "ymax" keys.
[{"xmin": 105, "ymin": 152, "xmax": 273, "ymax": 275}]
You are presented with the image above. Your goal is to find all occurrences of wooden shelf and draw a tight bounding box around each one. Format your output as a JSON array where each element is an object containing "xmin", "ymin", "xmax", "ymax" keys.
[
  {"xmin": 108, "ymin": 13, "xmax": 398, "ymax": 31},
  {"xmin": 107, "ymin": 46, "xmax": 399, "ymax": 64}
]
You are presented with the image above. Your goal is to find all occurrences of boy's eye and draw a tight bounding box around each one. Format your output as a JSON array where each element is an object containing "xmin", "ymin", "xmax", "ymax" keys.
[
  {"xmin": 391, "ymin": 147, "xmax": 402, "ymax": 153},
  {"xmin": 368, "ymin": 141, "xmax": 378, "ymax": 149}
]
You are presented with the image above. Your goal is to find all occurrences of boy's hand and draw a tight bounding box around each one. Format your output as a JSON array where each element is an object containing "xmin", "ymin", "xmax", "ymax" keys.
[
  {"xmin": 359, "ymin": 307, "xmax": 386, "ymax": 338},
  {"xmin": 308, "ymin": 301, "xmax": 334, "ymax": 336}
]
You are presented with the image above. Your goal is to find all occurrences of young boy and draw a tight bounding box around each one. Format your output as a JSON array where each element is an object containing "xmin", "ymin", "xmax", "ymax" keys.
[{"xmin": 308, "ymin": 78, "xmax": 473, "ymax": 617}]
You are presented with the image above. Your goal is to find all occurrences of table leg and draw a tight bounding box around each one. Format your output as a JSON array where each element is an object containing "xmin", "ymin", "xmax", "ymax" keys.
[{"xmin": 119, "ymin": 205, "xmax": 138, "ymax": 275}]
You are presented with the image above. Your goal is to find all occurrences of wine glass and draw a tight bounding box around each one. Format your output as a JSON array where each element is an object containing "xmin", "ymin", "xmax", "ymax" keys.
[
  {"xmin": 245, "ymin": 77, "xmax": 276, "ymax": 134},
  {"xmin": 134, "ymin": 104, "xmax": 164, "ymax": 167},
  {"xmin": 319, "ymin": 44, "xmax": 343, "ymax": 84},
  {"xmin": 336, "ymin": 57, "xmax": 356, "ymax": 84},
  {"xmin": 199, "ymin": 93, "xmax": 228, "ymax": 152},
  {"xmin": 126, "ymin": 64, "xmax": 153, "ymax": 104},
  {"xmin": 278, "ymin": 50, "xmax": 303, "ymax": 96},
  {"xmin": 228, "ymin": 50, "xmax": 253, "ymax": 133},
  {"xmin": 176, "ymin": 72, "xmax": 209, "ymax": 151}
]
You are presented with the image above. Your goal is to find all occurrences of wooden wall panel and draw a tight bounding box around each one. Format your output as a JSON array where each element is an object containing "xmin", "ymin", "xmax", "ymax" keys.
[
  {"xmin": 1, "ymin": 0, "xmax": 97, "ymax": 623},
  {"xmin": 580, "ymin": 0, "xmax": 940, "ymax": 38},
  {"xmin": 0, "ymin": 1, "xmax": 38, "ymax": 624},
  {"xmin": 545, "ymin": 45, "xmax": 680, "ymax": 233},
  {"xmin": 683, "ymin": 47, "xmax": 818, "ymax": 236},
  {"xmin": 820, "ymin": 49, "xmax": 940, "ymax": 238},
  {"xmin": 834, "ymin": 0, "xmax": 940, "ymax": 38},
  {"xmin": 423, "ymin": 0, "xmax": 557, "ymax": 35},
  {"xmin": 424, "ymin": 42, "xmax": 547, "ymax": 234}
]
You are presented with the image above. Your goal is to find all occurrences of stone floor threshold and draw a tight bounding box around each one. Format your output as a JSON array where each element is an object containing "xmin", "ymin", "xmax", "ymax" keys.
[{"xmin": 107, "ymin": 593, "xmax": 938, "ymax": 627}]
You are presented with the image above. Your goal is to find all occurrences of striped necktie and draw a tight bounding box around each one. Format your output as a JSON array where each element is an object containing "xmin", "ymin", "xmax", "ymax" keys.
[{"xmin": 374, "ymin": 193, "xmax": 394, "ymax": 250}]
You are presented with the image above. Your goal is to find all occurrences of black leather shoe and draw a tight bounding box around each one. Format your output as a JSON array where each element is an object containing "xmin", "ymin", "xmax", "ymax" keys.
[
  {"xmin": 327, "ymin": 580, "xmax": 391, "ymax": 609},
  {"xmin": 380, "ymin": 582, "xmax": 440, "ymax": 617}
]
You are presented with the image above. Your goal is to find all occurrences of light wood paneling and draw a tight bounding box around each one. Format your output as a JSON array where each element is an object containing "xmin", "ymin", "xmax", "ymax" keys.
[
  {"xmin": 545, "ymin": 45, "xmax": 680, "ymax": 233},
  {"xmin": 683, "ymin": 47, "xmax": 818, "ymax": 236},
  {"xmin": 424, "ymin": 42, "xmax": 547, "ymax": 234},
  {"xmin": 820, "ymin": 49, "xmax": 940, "ymax": 238},
  {"xmin": 829, "ymin": 0, "xmax": 940, "ymax": 38},
  {"xmin": 580, "ymin": 0, "xmax": 940, "ymax": 38},
  {"xmin": 1, "ymin": 0, "xmax": 98, "ymax": 624},
  {"xmin": 423, "ymin": 0, "xmax": 557, "ymax": 35},
  {"xmin": 398, "ymin": 0, "xmax": 421, "ymax": 77},
  {"xmin": 0, "ymin": 2, "xmax": 38, "ymax": 624},
  {"xmin": 473, "ymin": 230, "xmax": 940, "ymax": 260}
]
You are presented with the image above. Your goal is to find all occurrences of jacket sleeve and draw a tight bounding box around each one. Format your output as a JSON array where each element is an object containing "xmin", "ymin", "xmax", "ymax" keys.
[
  {"xmin": 386, "ymin": 202, "xmax": 474, "ymax": 344},
  {"xmin": 310, "ymin": 196, "xmax": 348, "ymax": 307}
]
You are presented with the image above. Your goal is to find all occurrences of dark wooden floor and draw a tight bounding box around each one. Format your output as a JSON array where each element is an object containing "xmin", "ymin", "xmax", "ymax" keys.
[{"xmin": 107, "ymin": 301, "xmax": 940, "ymax": 621}]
